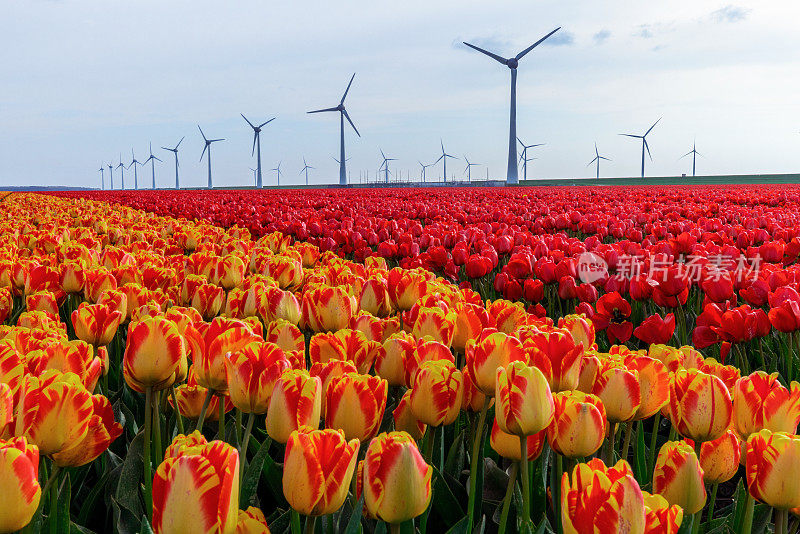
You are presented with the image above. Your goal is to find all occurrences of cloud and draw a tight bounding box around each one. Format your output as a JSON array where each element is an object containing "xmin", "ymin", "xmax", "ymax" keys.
[
  {"xmin": 711, "ymin": 5, "xmax": 751, "ymax": 23},
  {"xmin": 542, "ymin": 31, "xmax": 575, "ymax": 46},
  {"xmin": 593, "ymin": 29, "xmax": 611, "ymax": 45},
  {"xmin": 636, "ymin": 25, "xmax": 654, "ymax": 39},
  {"xmin": 453, "ymin": 35, "xmax": 510, "ymax": 53}
]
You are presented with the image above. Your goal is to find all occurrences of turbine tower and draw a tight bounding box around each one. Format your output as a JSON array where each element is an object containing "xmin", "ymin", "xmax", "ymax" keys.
[
  {"xmin": 241, "ymin": 114, "xmax": 275, "ymax": 188},
  {"xmin": 161, "ymin": 137, "xmax": 184, "ymax": 189},
  {"xmin": 198, "ymin": 126, "xmax": 225, "ymax": 189},
  {"xmin": 680, "ymin": 142, "xmax": 702, "ymax": 177},
  {"xmin": 464, "ymin": 156, "xmax": 479, "ymax": 182},
  {"xmin": 462, "ymin": 27, "xmax": 561, "ymax": 184},
  {"xmin": 108, "ymin": 163, "xmax": 114, "ymax": 189},
  {"xmin": 300, "ymin": 158, "xmax": 314, "ymax": 186},
  {"xmin": 434, "ymin": 140, "xmax": 458, "ymax": 182},
  {"xmin": 116, "ymin": 154, "xmax": 125, "ymax": 189},
  {"xmin": 308, "ymin": 73, "xmax": 360, "ymax": 186},
  {"xmin": 128, "ymin": 148, "xmax": 142, "ymax": 189},
  {"xmin": 271, "ymin": 162, "xmax": 282, "ymax": 186},
  {"xmin": 620, "ymin": 118, "xmax": 661, "ymax": 178},
  {"xmin": 517, "ymin": 138, "xmax": 544, "ymax": 180},
  {"xmin": 379, "ymin": 149, "xmax": 397, "ymax": 184},
  {"xmin": 98, "ymin": 165, "xmax": 105, "ymax": 190},
  {"xmin": 143, "ymin": 142, "xmax": 162, "ymax": 189},
  {"xmin": 587, "ymin": 143, "xmax": 611, "ymax": 180}
]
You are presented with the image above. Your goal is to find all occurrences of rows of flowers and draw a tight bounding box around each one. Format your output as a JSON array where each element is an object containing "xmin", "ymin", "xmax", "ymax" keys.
[{"xmin": 0, "ymin": 190, "xmax": 798, "ymax": 533}]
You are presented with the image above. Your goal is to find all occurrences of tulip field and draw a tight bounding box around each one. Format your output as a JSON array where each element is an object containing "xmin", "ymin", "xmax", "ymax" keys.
[{"xmin": 4, "ymin": 186, "xmax": 800, "ymax": 534}]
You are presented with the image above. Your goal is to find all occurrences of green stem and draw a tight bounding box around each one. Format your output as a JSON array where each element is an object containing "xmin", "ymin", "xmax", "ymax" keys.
[
  {"xmin": 648, "ymin": 412, "xmax": 661, "ymax": 477},
  {"xmin": 520, "ymin": 436, "xmax": 530, "ymax": 527},
  {"xmin": 239, "ymin": 412, "xmax": 255, "ymax": 487},
  {"xmin": 498, "ymin": 462, "xmax": 519, "ymax": 534},
  {"xmin": 153, "ymin": 390, "xmax": 163, "ymax": 466},
  {"xmin": 48, "ymin": 470, "xmax": 58, "ymax": 534},
  {"xmin": 170, "ymin": 386, "xmax": 185, "ymax": 435},
  {"xmin": 467, "ymin": 397, "xmax": 490, "ymax": 532},
  {"xmin": 195, "ymin": 388, "xmax": 214, "ymax": 432},
  {"xmin": 304, "ymin": 515, "xmax": 317, "ymax": 534},
  {"xmin": 144, "ymin": 386, "xmax": 153, "ymax": 520},
  {"xmin": 234, "ymin": 409, "xmax": 242, "ymax": 450},
  {"xmin": 217, "ymin": 396, "xmax": 225, "ymax": 440},
  {"xmin": 741, "ymin": 493, "xmax": 755, "ymax": 534},
  {"xmin": 690, "ymin": 509, "xmax": 702, "ymax": 534},
  {"xmin": 706, "ymin": 483, "xmax": 718, "ymax": 521},
  {"xmin": 777, "ymin": 508, "xmax": 789, "ymax": 534},
  {"xmin": 290, "ymin": 509, "xmax": 302, "ymax": 534},
  {"xmin": 605, "ymin": 423, "xmax": 617, "ymax": 465},
  {"xmin": 552, "ymin": 453, "xmax": 563, "ymax": 534},
  {"xmin": 621, "ymin": 421, "xmax": 634, "ymax": 462},
  {"xmin": 40, "ymin": 465, "xmax": 61, "ymax": 497}
]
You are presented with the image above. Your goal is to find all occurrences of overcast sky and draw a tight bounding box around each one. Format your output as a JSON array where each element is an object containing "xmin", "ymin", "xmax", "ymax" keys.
[{"xmin": 2, "ymin": 0, "xmax": 799, "ymax": 188}]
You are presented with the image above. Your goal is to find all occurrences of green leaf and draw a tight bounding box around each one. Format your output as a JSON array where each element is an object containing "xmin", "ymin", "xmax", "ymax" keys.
[
  {"xmin": 115, "ymin": 431, "xmax": 144, "ymax": 529},
  {"xmin": 444, "ymin": 516, "xmax": 469, "ymax": 534},
  {"xmin": 57, "ymin": 473, "xmax": 72, "ymax": 533},
  {"xmin": 633, "ymin": 422, "xmax": 647, "ymax": 483},
  {"xmin": 241, "ymin": 436, "xmax": 272, "ymax": 508},
  {"xmin": 139, "ymin": 515, "xmax": 155, "ymax": 534},
  {"xmin": 78, "ymin": 469, "xmax": 111, "ymax": 525},
  {"xmin": 431, "ymin": 465, "xmax": 465, "ymax": 525},
  {"xmin": 444, "ymin": 428, "xmax": 466, "ymax": 479},
  {"xmin": 266, "ymin": 508, "xmax": 292, "ymax": 534},
  {"xmin": 342, "ymin": 495, "xmax": 364, "ymax": 534},
  {"xmin": 70, "ymin": 523, "xmax": 97, "ymax": 534}
]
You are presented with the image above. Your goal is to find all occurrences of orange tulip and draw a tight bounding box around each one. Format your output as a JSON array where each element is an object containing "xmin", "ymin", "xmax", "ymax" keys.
[
  {"xmin": 496, "ymin": 361, "xmax": 554, "ymax": 436},
  {"xmin": 26, "ymin": 291, "xmax": 58, "ymax": 316},
  {"xmin": 623, "ymin": 354, "xmax": 670, "ymax": 421},
  {"xmin": 405, "ymin": 337, "xmax": 454, "ymax": 388},
  {"xmin": 361, "ymin": 431, "xmax": 432, "ymax": 524},
  {"xmin": 72, "ymin": 302, "xmax": 123, "ymax": 347},
  {"xmin": 302, "ymin": 285, "xmax": 356, "ymax": 333},
  {"xmin": 522, "ymin": 327, "xmax": 584, "ymax": 393},
  {"xmin": 642, "ymin": 492, "xmax": 684, "ymax": 534},
  {"xmin": 733, "ymin": 371, "xmax": 800, "ymax": 440},
  {"xmin": 51, "ymin": 394, "xmax": 122, "ymax": 467},
  {"xmin": 0, "ymin": 383, "xmax": 12, "ymax": 437},
  {"xmin": 387, "ymin": 268, "xmax": 428, "ymax": 311},
  {"xmin": 283, "ymin": 428, "xmax": 359, "ymax": 516},
  {"xmin": 27, "ymin": 338, "xmax": 103, "ymax": 392},
  {"xmin": 225, "ymin": 341, "xmax": 290, "ymax": 414},
  {"xmin": 652, "ymin": 440, "xmax": 706, "ymax": 514},
  {"xmin": 392, "ymin": 390, "xmax": 426, "ymax": 442},
  {"xmin": 187, "ymin": 317, "xmax": 263, "ymax": 393},
  {"xmin": 123, "ymin": 315, "xmax": 186, "ymax": 393},
  {"xmin": 235, "ymin": 507, "xmax": 271, "ymax": 534},
  {"xmin": 359, "ymin": 278, "xmax": 392, "ymax": 317},
  {"xmin": 153, "ymin": 434, "xmax": 239, "ymax": 534},
  {"xmin": 170, "ymin": 368, "xmax": 233, "ymax": 421},
  {"xmin": 376, "ymin": 331, "xmax": 416, "ymax": 386},
  {"xmin": 490, "ymin": 420, "xmax": 546, "ymax": 461},
  {"xmin": 19, "ymin": 370, "xmax": 93, "ymax": 456},
  {"xmin": 746, "ymin": 429, "xmax": 800, "ymax": 510},
  {"xmin": 465, "ymin": 329, "xmax": 527, "ymax": 397},
  {"xmin": 558, "ymin": 314, "xmax": 596, "ymax": 351},
  {"xmin": 591, "ymin": 359, "xmax": 641, "ymax": 424},
  {"xmin": 547, "ymin": 391, "xmax": 607, "ymax": 459},
  {"xmin": 325, "ymin": 373, "xmax": 387, "ymax": 441},
  {"xmin": 561, "ymin": 459, "xmax": 645, "ymax": 534},
  {"xmin": 451, "ymin": 302, "xmax": 494, "ymax": 354},
  {"xmin": 695, "ymin": 430, "xmax": 741, "ymax": 484},
  {"xmin": 349, "ymin": 311, "xmax": 385, "ymax": 342},
  {"xmin": 0, "ymin": 437, "xmax": 41, "ymax": 532},
  {"xmin": 409, "ymin": 360, "xmax": 463, "ymax": 427},
  {"xmin": 266, "ymin": 369, "xmax": 322, "ymax": 444},
  {"xmin": 261, "ymin": 287, "xmax": 302, "ymax": 325},
  {"xmin": 668, "ymin": 368, "xmax": 732, "ymax": 443},
  {"xmin": 411, "ymin": 306, "xmax": 457, "ymax": 347}
]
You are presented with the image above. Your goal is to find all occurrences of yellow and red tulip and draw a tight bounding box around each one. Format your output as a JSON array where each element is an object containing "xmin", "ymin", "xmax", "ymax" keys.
[
  {"xmin": 302, "ymin": 285, "xmax": 356, "ymax": 333},
  {"xmin": 123, "ymin": 315, "xmax": 186, "ymax": 393},
  {"xmin": 490, "ymin": 420, "xmax": 546, "ymax": 461},
  {"xmin": 224, "ymin": 341, "xmax": 290, "ymax": 414},
  {"xmin": 235, "ymin": 507, "xmax": 271, "ymax": 534},
  {"xmin": 746, "ymin": 429, "xmax": 800, "ymax": 510},
  {"xmin": 409, "ymin": 360, "xmax": 463, "ymax": 427},
  {"xmin": 266, "ymin": 369, "xmax": 322, "ymax": 444},
  {"xmin": 694, "ymin": 429, "xmax": 741, "ymax": 484},
  {"xmin": 187, "ymin": 317, "xmax": 263, "ymax": 393},
  {"xmin": 0, "ymin": 437, "xmax": 41, "ymax": 533},
  {"xmin": 652, "ymin": 440, "xmax": 706, "ymax": 514},
  {"xmin": 170, "ymin": 368, "xmax": 233, "ymax": 421},
  {"xmin": 733, "ymin": 371, "xmax": 800, "ymax": 440},
  {"xmin": 465, "ymin": 328, "xmax": 527, "ymax": 397},
  {"xmin": 623, "ymin": 354, "xmax": 670, "ymax": 421},
  {"xmin": 523, "ymin": 327, "xmax": 585, "ymax": 393},
  {"xmin": 642, "ymin": 492, "xmax": 684, "ymax": 534},
  {"xmin": 411, "ymin": 306, "xmax": 457, "ymax": 347},
  {"xmin": 51, "ymin": 394, "xmax": 122, "ymax": 467},
  {"xmin": 359, "ymin": 277, "xmax": 392, "ymax": 317},
  {"xmin": 547, "ymin": 391, "xmax": 607, "ymax": 459},
  {"xmin": 325, "ymin": 372, "xmax": 387, "ymax": 441},
  {"xmin": 451, "ymin": 302, "xmax": 494, "ymax": 354},
  {"xmin": 591, "ymin": 359, "xmax": 641, "ymax": 424},
  {"xmin": 667, "ymin": 368, "xmax": 732, "ymax": 443},
  {"xmin": 496, "ymin": 360, "xmax": 554, "ymax": 436},
  {"xmin": 558, "ymin": 314, "xmax": 596, "ymax": 351},
  {"xmin": 392, "ymin": 390, "xmax": 426, "ymax": 442},
  {"xmin": 72, "ymin": 302, "xmax": 123, "ymax": 347}
]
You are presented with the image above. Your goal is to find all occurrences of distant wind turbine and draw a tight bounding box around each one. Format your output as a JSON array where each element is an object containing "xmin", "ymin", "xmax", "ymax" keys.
[
  {"xmin": 587, "ymin": 143, "xmax": 611, "ymax": 180},
  {"xmin": 434, "ymin": 140, "xmax": 458, "ymax": 182},
  {"xmin": 680, "ymin": 142, "xmax": 702, "ymax": 177},
  {"xmin": 418, "ymin": 161, "xmax": 433, "ymax": 182},
  {"xmin": 241, "ymin": 114, "xmax": 275, "ymax": 188},
  {"xmin": 379, "ymin": 149, "xmax": 397, "ymax": 184},
  {"xmin": 464, "ymin": 156, "xmax": 479, "ymax": 182},
  {"xmin": 143, "ymin": 142, "xmax": 162, "ymax": 189},
  {"xmin": 98, "ymin": 165, "xmax": 105, "ymax": 190},
  {"xmin": 300, "ymin": 158, "xmax": 313, "ymax": 186},
  {"xmin": 271, "ymin": 162, "xmax": 282, "ymax": 186},
  {"xmin": 517, "ymin": 138, "xmax": 544, "ymax": 180},
  {"xmin": 128, "ymin": 148, "xmax": 142, "ymax": 190},
  {"xmin": 108, "ymin": 164, "xmax": 114, "ymax": 189},
  {"xmin": 198, "ymin": 126, "xmax": 225, "ymax": 189},
  {"xmin": 308, "ymin": 73, "xmax": 360, "ymax": 186},
  {"xmin": 161, "ymin": 137, "xmax": 184, "ymax": 189},
  {"xmin": 620, "ymin": 118, "xmax": 661, "ymax": 178},
  {"xmin": 116, "ymin": 154, "xmax": 125, "ymax": 189},
  {"xmin": 462, "ymin": 27, "xmax": 561, "ymax": 184},
  {"xmin": 250, "ymin": 167, "xmax": 257, "ymax": 187}
]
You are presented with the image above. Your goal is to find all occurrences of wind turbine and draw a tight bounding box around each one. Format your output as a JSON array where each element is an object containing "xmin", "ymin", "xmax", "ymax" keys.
[
  {"xmin": 143, "ymin": 142, "xmax": 162, "ymax": 189},
  {"xmin": 98, "ymin": 165, "xmax": 105, "ymax": 190},
  {"xmin": 418, "ymin": 161, "xmax": 433, "ymax": 182},
  {"xmin": 464, "ymin": 156, "xmax": 480, "ymax": 182},
  {"xmin": 378, "ymin": 149, "xmax": 397, "ymax": 184},
  {"xmin": 250, "ymin": 167, "xmax": 257, "ymax": 186},
  {"xmin": 271, "ymin": 162, "xmax": 282, "ymax": 186},
  {"xmin": 128, "ymin": 148, "xmax": 142, "ymax": 189},
  {"xmin": 161, "ymin": 137, "xmax": 184, "ymax": 189},
  {"xmin": 241, "ymin": 114, "xmax": 275, "ymax": 188},
  {"xmin": 680, "ymin": 141, "xmax": 702, "ymax": 177},
  {"xmin": 308, "ymin": 73, "xmax": 360, "ymax": 186},
  {"xmin": 300, "ymin": 158, "xmax": 313, "ymax": 186},
  {"xmin": 587, "ymin": 143, "xmax": 611, "ymax": 180},
  {"xmin": 517, "ymin": 138, "xmax": 544, "ymax": 180},
  {"xmin": 462, "ymin": 27, "xmax": 561, "ymax": 184},
  {"xmin": 434, "ymin": 140, "xmax": 458, "ymax": 182},
  {"xmin": 620, "ymin": 118, "xmax": 661, "ymax": 178},
  {"xmin": 116, "ymin": 154, "xmax": 125, "ymax": 189},
  {"xmin": 198, "ymin": 126, "xmax": 225, "ymax": 189},
  {"xmin": 108, "ymin": 163, "xmax": 114, "ymax": 189}
]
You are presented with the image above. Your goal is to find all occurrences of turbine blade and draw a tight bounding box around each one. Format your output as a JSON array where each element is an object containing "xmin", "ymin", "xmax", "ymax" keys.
[
  {"xmin": 211, "ymin": 138, "xmax": 225, "ymax": 142},
  {"xmin": 434, "ymin": 155, "xmax": 444, "ymax": 164},
  {"xmin": 620, "ymin": 134, "xmax": 641, "ymax": 138},
  {"xmin": 342, "ymin": 109, "xmax": 360, "ymax": 137},
  {"xmin": 645, "ymin": 117, "xmax": 662, "ymax": 136},
  {"xmin": 197, "ymin": 125, "xmax": 207, "ymax": 141},
  {"xmin": 241, "ymin": 113, "xmax": 255, "ymax": 129},
  {"xmin": 259, "ymin": 118, "xmax": 276, "ymax": 127},
  {"xmin": 587, "ymin": 158, "xmax": 597, "ymax": 167},
  {"xmin": 517, "ymin": 137, "xmax": 525, "ymax": 147},
  {"xmin": 644, "ymin": 139, "xmax": 652, "ymax": 161},
  {"xmin": 340, "ymin": 73, "xmax": 356, "ymax": 105},
  {"xmin": 200, "ymin": 144, "xmax": 207, "ymax": 162},
  {"xmin": 252, "ymin": 133, "xmax": 258, "ymax": 156},
  {"xmin": 515, "ymin": 27, "xmax": 561, "ymax": 60},
  {"xmin": 680, "ymin": 150, "xmax": 692, "ymax": 159},
  {"xmin": 600, "ymin": 156, "xmax": 611, "ymax": 161},
  {"xmin": 696, "ymin": 151, "xmax": 704, "ymax": 157},
  {"xmin": 307, "ymin": 106, "xmax": 339, "ymax": 114},
  {"xmin": 462, "ymin": 42, "xmax": 507, "ymax": 64},
  {"xmin": 154, "ymin": 156, "xmax": 162, "ymax": 162},
  {"xmin": 176, "ymin": 136, "xmax": 185, "ymax": 149}
]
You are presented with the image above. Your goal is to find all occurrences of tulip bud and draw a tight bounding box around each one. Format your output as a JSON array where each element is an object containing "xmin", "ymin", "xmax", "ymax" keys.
[
  {"xmin": 235, "ymin": 507, "xmax": 271, "ymax": 534},
  {"xmin": 393, "ymin": 390, "xmax": 426, "ymax": 442},
  {"xmin": 490, "ymin": 420, "xmax": 546, "ymax": 461},
  {"xmin": 496, "ymin": 361, "xmax": 554, "ymax": 436},
  {"xmin": 746, "ymin": 429, "xmax": 800, "ymax": 510},
  {"xmin": 0, "ymin": 437, "xmax": 41, "ymax": 532},
  {"xmin": 72, "ymin": 302, "xmax": 123, "ymax": 347},
  {"xmin": 653, "ymin": 440, "xmax": 706, "ymax": 514},
  {"xmin": 325, "ymin": 373, "xmax": 388, "ymax": 442},
  {"xmin": 51, "ymin": 394, "xmax": 123, "ymax": 467},
  {"xmin": 123, "ymin": 316, "xmax": 186, "ymax": 393},
  {"xmin": 465, "ymin": 329, "xmax": 527, "ymax": 397},
  {"xmin": 642, "ymin": 492, "xmax": 684, "ymax": 534},
  {"xmin": 668, "ymin": 368, "xmax": 732, "ymax": 443},
  {"xmin": 283, "ymin": 428, "xmax": 359, "ymax": 516},
  {"xmin": 225, "ymin": 341, "xmax": 290, "ymax": 414},
  {"xmin": 547, "ymin": 391, "xmax": 607, "ymax": 459},
  {"xmin": 409, "ymin": 360, "xmax": 463, "ymax": 427},
  {"xmin": 695, "ymin": 430, "xmax": 741, "ymax": 484},
  {"xmin": 266, "ymin": 370, "xmax": 322, "ymax": 444}
]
